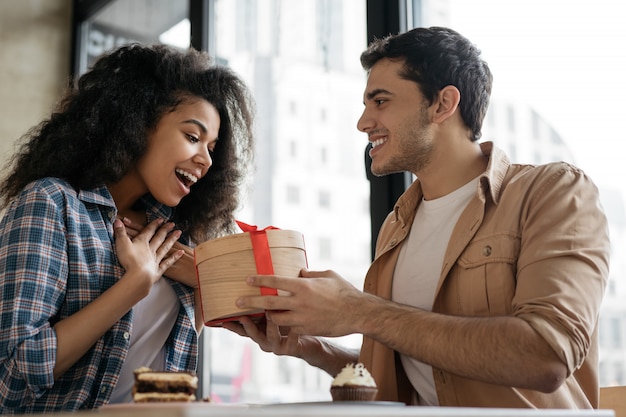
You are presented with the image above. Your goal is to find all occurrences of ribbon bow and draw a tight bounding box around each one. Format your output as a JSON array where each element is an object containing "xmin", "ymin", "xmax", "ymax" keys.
[{"xmin": 236, "ymin": 220, "xmax": 279, "ymax": 296}]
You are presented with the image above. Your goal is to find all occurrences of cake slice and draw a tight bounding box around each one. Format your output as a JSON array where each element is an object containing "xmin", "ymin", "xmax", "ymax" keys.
[{"xmin": 132, "ymin": 367, "xmax": 198, "ymax": 403}]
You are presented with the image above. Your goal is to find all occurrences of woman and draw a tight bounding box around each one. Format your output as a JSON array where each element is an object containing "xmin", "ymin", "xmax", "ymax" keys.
[{"xmin": 0, "ymin": 43, "xmax": 255, "ymax": 413}]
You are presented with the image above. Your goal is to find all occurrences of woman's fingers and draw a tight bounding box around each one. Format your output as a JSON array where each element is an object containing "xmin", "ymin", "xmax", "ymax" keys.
[
  {"xmin": 119, "ymin": 216, "xmax": 142, "ymax": 238},
  {"xmin": 113, "ymin": 218, "xmax": 129, "ymax": 237},
  {"xmin": 113, "ymin": 218, "xmax": 132, "ymax": 251},
  {"xmin": 147, "ymin": 221, "xmax": 183, "ymax": 275},
  {"xmin": 154, "ymin": 226, "xmax": 181, "ymax": 260},
  {"xmin": 157, "ymin": 246, "xmax": 184, "ymax": 275},
  {"xmin": 116, "ymin": 217, "xmax": 196, "ymax": 287},
  {"xmin": 115, "ymin": 217, "xmax": 184, "ymax": 281},
  {"xmin": 133, "ymin": 218, "xmax": 179, "ymax": 253}
]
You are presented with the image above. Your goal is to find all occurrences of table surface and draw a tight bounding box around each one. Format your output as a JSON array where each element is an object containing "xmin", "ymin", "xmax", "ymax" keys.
[{"xmin": 35, "ymin": 402, "xmax": 616, "ymax": 417}]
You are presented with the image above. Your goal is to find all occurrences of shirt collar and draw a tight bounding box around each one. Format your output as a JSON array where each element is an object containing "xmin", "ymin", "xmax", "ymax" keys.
[
  {"xmin": 77, "ymin": 185, "xmax": 175, "ymax": 221},
  {"xmin": 391, "ymin": 141, "xmax": 511, "ymax": 225},
  {"xmin": 78, "ymin": 184, "xmax": 116, "ymax": 209},
  {"xmin": 139, "ymin": 193, "xmax": 175, "ymax": 222}
]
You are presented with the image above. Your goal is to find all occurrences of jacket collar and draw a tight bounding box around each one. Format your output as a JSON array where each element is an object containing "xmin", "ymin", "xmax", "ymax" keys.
[{"xmin": 391, "ymin": 141, "xmax": 511, "ymax": 226}]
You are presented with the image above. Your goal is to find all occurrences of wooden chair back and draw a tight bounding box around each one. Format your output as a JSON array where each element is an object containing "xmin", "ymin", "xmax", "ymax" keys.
[{"xmin": 600, "ymin": 386, "xmax": 626, "ymax": 417}]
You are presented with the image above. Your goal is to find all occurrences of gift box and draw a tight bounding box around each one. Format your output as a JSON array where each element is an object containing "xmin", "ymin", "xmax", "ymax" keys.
[{"xmin": 195, "ymin": 222, "xmax": 307, "ymax": 326}]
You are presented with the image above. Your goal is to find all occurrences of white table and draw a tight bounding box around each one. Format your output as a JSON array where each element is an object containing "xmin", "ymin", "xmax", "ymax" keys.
[{"xmin": 40, "ymin": 402, "xmax": 615, "ymax": 417}]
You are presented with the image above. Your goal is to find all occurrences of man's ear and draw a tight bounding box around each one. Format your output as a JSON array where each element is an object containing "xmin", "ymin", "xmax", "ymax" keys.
[{"xmin": 432, "ymin": 85, "xmax": 461, "ymax": 124}]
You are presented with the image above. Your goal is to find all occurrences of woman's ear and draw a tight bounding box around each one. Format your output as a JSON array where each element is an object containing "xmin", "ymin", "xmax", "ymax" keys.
[{"xmin": 432, "ymin": 85, "xmax": 461, "ymax": 124}]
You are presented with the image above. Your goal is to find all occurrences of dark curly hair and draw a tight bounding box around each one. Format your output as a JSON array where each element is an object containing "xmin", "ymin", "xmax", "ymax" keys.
[
  {"xmin": 360, "ymin": 26, "xmax": 492, "ymax": 141},
  {"xmin": 0, "ymin": 43, "xmax": 255, "ymax": 243}
]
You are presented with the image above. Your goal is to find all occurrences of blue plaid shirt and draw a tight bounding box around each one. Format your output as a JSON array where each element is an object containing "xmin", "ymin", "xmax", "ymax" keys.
[{"xmin": 0, "ymin": 178, "xmax": 198, "ymax": 414}]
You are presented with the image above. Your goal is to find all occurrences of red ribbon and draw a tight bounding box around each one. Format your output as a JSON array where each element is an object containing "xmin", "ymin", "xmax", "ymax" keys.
[{"xmin": 236, "ymin": 220, "xmax": 279, "ymax": 296}]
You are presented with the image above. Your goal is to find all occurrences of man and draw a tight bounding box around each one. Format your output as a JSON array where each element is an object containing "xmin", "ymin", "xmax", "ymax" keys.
[{"xmin": 224, "ymin": 26, "xmax": 610, "ymax": 408}]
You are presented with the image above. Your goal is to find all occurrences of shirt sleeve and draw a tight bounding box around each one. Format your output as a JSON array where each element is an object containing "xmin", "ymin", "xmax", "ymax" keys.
[
  {"xmin": 513, "ymin": 162, "xmax": 610, "ymax": 374},
  {"xmin": 0, "ymin": 183, "xmax": 69, "ymax": 408}
]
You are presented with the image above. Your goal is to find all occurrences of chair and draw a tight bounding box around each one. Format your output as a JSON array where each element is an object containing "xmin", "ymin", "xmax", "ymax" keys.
[{"xmin": 600, "ymin": 386, "xmax": 626, "ymax": 417}]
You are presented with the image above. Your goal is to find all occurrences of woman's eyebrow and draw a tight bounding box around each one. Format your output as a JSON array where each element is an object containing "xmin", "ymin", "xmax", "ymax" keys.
[{"xmin": 182, "ymin": 119, "xmax": 208, "ymax": 133}]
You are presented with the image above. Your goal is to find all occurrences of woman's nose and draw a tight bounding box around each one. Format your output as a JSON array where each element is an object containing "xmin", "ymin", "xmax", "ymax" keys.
[{"xmin": 194, "ymin": 148, "xmax": 213, "ymax": 170}]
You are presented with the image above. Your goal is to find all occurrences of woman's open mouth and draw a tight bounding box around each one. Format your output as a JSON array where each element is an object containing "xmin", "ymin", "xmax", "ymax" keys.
[{"xmin": 175, "ymin": 168, "xmax": 198, "ymax": 189}]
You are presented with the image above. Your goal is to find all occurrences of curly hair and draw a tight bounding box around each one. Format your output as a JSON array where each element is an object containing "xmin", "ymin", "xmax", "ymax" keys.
[
  {"xmin": 0, "ymin": 43, "xmax": 255, "ymax": 243},
  {"xmin": 360, "ymin": 26, "xmax": 492, "ymax": 141}
]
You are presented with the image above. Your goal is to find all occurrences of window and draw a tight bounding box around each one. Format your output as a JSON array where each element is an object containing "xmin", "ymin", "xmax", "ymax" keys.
[
  {"xmin": 289, "ymin": 140, "xmax": 297, "ymax": 158},
  {"xmin": 320, "ymin": 147, "xmax": 328, "ymax": 164},
  {"xmin": 286, "ymin": 185, "xmax": 300, "ymax": 205},
  {"xmin": 289, "ymin": 101, "xmax": 298, "ymax": 116},
  {"xmin": 73, "ymin": 0, "xmax": 189, "ymax": 75},
  {"xmin": 320, "ymin": 108, "xmax": 327, "ymax": 122},
  {"xmin": 610, "ymin": 318, "xmax": 622, "ymax": 349},
  {"xmin": 531, "ymin": 110, "xmax": 541, "ymax": 139},
  {"xmin": 319, "ymin": 237, "xmax": 332, "ymax": 260},
  {"xmin": 205, "ymin": 0, "xmax": 369, "ymax": 403},
  {"xmin": 318, "ymin": 190, "xmax": 331, "ymax": 209},
  {"xmin": 506, "ymin": 105, "xmax": 516, "ymax": 132}
]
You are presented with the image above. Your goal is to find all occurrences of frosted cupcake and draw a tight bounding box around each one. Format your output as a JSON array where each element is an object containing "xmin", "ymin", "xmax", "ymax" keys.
[{"xmin": 330, "ymin": 363, "xmax": 378, "ymax": 401}]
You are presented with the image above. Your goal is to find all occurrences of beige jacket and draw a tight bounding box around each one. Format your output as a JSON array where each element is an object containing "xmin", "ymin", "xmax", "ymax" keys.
[{"xmin": 359, "ymin": 142, "xmax": 610, "ymax": 408}]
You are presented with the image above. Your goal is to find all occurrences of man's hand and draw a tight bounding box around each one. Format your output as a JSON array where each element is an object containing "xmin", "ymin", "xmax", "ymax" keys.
[
  {"xmin": 222, "ymin": 313, "xmax": 359, "ymax": 377},
  {"xmin": 223, "ymin": 315, "xmax": 304, "ymax": 357},
  {"xmin": 233, "ymin": 269, "xmax": 367, "ymax": 337}
]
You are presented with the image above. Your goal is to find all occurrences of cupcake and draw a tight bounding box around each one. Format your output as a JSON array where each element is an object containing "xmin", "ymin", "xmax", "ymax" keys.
[{"xmin": 330, "ymin": 363, "xmax": 378, "ymax": 401}]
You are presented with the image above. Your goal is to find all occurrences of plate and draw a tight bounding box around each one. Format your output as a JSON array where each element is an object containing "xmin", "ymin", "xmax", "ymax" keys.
[
  {"xmin": 101, "ymin": 402, "xmax": 248, "ymax": 410},
  {"xmin": 253, "ymin": 401, "xmax": 404, "ymax": 407}
]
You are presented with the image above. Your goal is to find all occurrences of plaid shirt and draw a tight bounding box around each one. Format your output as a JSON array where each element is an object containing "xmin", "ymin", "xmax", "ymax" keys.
[{"xmin": 0, "ymin": 178, "xmax": 198, "ymax": 414}]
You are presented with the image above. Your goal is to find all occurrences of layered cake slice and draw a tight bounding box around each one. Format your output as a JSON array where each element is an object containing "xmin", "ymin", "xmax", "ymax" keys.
[{"xmin": 132, "ymin": 367, "xmax": 198, "ymax": 402}]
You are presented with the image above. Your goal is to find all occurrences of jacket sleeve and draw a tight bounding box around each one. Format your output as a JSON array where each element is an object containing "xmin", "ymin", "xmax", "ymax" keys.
[{"xmin": 513, "ymin": 162, "xmax": 610, "ymax": 374}]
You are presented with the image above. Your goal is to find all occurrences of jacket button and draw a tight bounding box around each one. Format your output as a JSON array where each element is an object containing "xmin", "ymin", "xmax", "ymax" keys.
[
  {"xmin": 483, "ymin": 245, "xmax": 492, "ymax": 256},
  {"xmin": 389, "ymin": 239, "xmax": 397, "ymax": 247}
]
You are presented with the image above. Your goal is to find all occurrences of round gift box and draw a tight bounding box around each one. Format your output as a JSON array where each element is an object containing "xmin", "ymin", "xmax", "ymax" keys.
[{"xmin": 194, "ymin": 229, "xmax": 307, "ymax": 326}]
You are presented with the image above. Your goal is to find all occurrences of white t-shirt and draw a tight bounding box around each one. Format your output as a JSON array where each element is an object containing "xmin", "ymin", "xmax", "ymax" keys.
[
  {"xmin": 108, "ymin": 277, "xmax": 180, "ymax": 403},
  {"xmin": 392, "ymin": 177, "xmax": 478, "ymax": 406}
]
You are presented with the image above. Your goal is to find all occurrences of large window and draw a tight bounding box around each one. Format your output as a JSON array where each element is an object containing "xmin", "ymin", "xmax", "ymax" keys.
[{"xmin": 203, "ymin": 0, "xmax": 369, "ymax": 403}]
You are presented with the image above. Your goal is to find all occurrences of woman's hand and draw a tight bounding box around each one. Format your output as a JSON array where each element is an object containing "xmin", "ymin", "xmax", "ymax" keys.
[
  {"xmin": 117, "ymin": 216, "xmax": 203, "ymax": 332},
  {"xmin": 114, "ymin": 218, "xmax": 183, "ymax": 293},
  {"xmin": 53, "ymin": 218, "xmax": 184, "ymax": 378},
  {"xmin": 119, "ymin": 216, "xmax": 197, "ymax": 288}
]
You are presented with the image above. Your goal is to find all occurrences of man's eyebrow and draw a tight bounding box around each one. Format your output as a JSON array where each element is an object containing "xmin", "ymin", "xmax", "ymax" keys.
[
  {"xmin": 365, "ymin": 88, "xmax": 393, "ymax": 101},
  {"xmin": 181, "ymin": 119, "xmax": 208, "ymax": 133}
]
